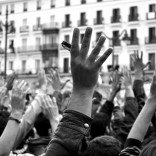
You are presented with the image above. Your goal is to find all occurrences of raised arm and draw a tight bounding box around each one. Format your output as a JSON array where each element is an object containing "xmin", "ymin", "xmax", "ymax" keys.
[
  {"xmin": 45, "ymin": 27, "xmax": 112, "ymax": 156},
  {"xmin": 0, "ymin": 80, "xmax": 27, "ymax": 156}
]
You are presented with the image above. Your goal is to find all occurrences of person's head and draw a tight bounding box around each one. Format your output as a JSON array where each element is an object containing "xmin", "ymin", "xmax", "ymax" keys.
[
  {"xmin": 90, "ymin": 112, "xmax": 110, "ymax": 139},
  {"xmin": 34, "ymin": 113, "xmax": 51, "ymax": 137},
  {"xmin": 139, "ymin": 139, "xmax": 156, "ymax": 156},
  {"xmin": 0, "ymin": 110, "xmax": 9, "ymax": 136},
  {"xmin": 82, "ymin": 135, "xmax": 121, "ymax": 156}
]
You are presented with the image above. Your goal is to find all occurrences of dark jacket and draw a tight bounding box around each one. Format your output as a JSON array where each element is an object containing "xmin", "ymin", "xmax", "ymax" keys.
[{"xmin": 45, "ymin": 110, "xmax": 92, "ymax": 156}]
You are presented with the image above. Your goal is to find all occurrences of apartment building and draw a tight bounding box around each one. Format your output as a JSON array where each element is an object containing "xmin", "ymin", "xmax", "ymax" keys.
[{"xmin": 0, "ymin": 0, "xmax": 155, "ymax": 75}]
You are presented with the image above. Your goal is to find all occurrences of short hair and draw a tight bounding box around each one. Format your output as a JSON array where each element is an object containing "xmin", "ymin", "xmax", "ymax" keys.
[
  {"xmin": 82, "ymin": 135, "xmax": 121, "ymax": 156},
  {"xmin": 0, "ymin": 110, "xmax": 9, "ymax": 136},
  {"xmin": 139, "ymin": 139, "xmax": 156, "ymax": 156},
  {"xmin": 90, "ymin": 112, "xmax": 110, "ymax": 139},
  {"xmin": 34, "ymin": 113, "xmax": 51, "ymax": 137}
]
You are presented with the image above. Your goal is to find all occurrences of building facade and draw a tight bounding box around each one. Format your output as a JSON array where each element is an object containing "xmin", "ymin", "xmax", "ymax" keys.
[{"xmin": 0, "ymin": 0, "xmax": 155, "ymax": 75}]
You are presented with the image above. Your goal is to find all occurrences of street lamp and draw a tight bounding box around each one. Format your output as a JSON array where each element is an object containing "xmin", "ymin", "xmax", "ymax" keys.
[
  {"xmin": 102, "ymin": 29, "xmax": 131, "ymax": 68},
  {"xmin": 2, "ymin": 5, "xmax": 15, "ymax": 80}
]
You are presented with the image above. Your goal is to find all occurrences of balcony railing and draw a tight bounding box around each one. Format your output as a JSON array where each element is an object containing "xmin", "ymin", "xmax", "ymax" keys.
[
  {"xmin": 18, "ymin": 46, "xmax": 41, "ymax": 52},
  {"xmin": 41, "ymin": 43, "xmax": 58, "ymax": 50},
  {"xmin": 78, "ymin": 19, "xmax": 88, "ymax": 26},
  {"xmin": 145, "ymin": 37, "xmax": 156, "ymax": 44},
  {"xmin": 20, "ymin": 26, "xmax": 29, "ymax": 33},
  {"xmin": 128, "ymin": 14, "xmax": 139, "ymax": 21},
  {"xmin": 111, "ymin": 16, "xmax": 121, "ymax": 23},
  {"xmin": 146, "ymin": 12, "xmax": 156, "ymax": 20},
  {"xmin": 62, "ymin": 21, "xmax": 72, "ymax": 28},
  {"xmin": 42, "ymin": 22, "xmax": 59, "ymax": 29},
  {"xmin": 94, "ymin": 17, "xmax": 104, "ymax": 25},
  {"xmin": 33, "ymin": 25, "xmax": 42, "ymax": 31},
  {"xmin": 129, "ymin": 38, "xmax": 139, "ymax": 45}
]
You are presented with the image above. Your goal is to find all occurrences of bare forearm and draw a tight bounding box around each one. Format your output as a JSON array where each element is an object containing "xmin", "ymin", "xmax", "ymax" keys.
[
  {"xmin": 0, "ymin": 120, "xmax": 20, "ymax": 156},
  {"xmin": 127, "ymin": 99, "xmax": 156, "ymax": 142},
  {"xmin": 125, "ymin": 86, "xmax": 134, "ymax": 98},
  {"xmin": 68, "ymin": 89, "xmax": 94, "ymax": 117}
]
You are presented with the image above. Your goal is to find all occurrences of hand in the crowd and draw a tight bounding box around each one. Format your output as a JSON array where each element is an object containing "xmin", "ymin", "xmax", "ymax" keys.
[
  {"xmin": 0, "ymin": 85, "xmax": 7, "ymax": 107},
  {"xmin": 132, "ymin": 50, "xmax": 150, "ymax": 80},
  {"xmin": 112, "ymin": 71, "xmax": 122, "ymax": 93},
  {"xmin": 70, "ymin": 27, "xmax": 112, "ymax": 91},
  {"xmin": 11, "ymin": 80, "xmax": 28, "ymax": 120},
  {"xmin": 6, "ymin": 73, "xmax": 16, "ymax": 91},
  {"xmin": 37, "ymin": 69, "xmax": 48, "ymax": 93},
  {"xmin": 122, "ymin": 66, "xmax": 132, "ymax": 88},
  {"xmin": 42, "ymin": 95, "xmax": 59, "ymax": 120},
  {"xmin": 149, "ymin": 72, "xmax": 156, "ymax": 101},
  {"xmin": 47, "ymin": 68, "xmax": 62, "ymax": 91}
]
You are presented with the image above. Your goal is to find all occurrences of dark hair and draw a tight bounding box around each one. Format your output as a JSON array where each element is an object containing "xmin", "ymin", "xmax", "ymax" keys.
[
  {"xmin": 34, "ymin": 113, "xmax": 51, "ymax": 137},
  {"xmin": 139, "ymin": 139, "xmax": 156, "ymax": 156},
  {"xmin": 0, "ymin": 110, "xmax": 9, "ymax": 136},
  {"xmin": 82, "ymin": 135, "xmax": 121, "ymax": 156},
  {"xmin": 90, "ymin": 112, "xmax": 110, "ymax": 139}
]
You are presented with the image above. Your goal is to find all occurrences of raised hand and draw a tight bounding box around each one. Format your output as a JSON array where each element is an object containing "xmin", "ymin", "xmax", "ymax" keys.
[
  {"xmin": 149, "ymin": 72, "xmax": 156, "ymax": 100},
  {"xmin": 122, "ymin": 66, "xmax": 132, "ymax": 88},
  {"xmin": 0, "ymin": 85, "xmax": 7, "ymax": 107},
  {"xmin": 37, "ymin": 69, "xmax": 48, "ymax": 93},
  {"xmin": 6, "ymin": 73, "xmax": 16, "ymax": 91},
  {"xmin": 11, "ymin": 80, "xmax": 28, "ymax": 120},
  {"xmin": 112, "ymin": 71, "xmax": 122, "ymax": 93},
  {"xmin": 70, "ymin": 27, "xmax": 112, "ymax": 91}
]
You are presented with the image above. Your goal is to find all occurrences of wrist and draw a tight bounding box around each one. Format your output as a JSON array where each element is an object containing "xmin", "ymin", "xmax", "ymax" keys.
[
  {"xmin": 134, "ymin": 70, "xmax": 143, "ymax": 80},
  {"xmin": 10, "ymin": 111, "xmax": 23, "ymax": 121}
]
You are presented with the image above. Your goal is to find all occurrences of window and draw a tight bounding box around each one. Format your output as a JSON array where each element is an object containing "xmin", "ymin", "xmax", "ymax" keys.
[
  {"xmin": 64, "ymin": 58, "xmax": 69, "ymax": 73},
  {"xmin": 51, "ymin": 0, "xmax": 55, "ymax": 7},
  {"xmin": 10, "ymin": 4, "xmax": 14, "ymax": 13},
  {"xmin": 22, "ymin": 38, "xmax": 27, "ymax": 48},
  {"xmin": 65, "ymin": 14, "xmax": 70, "ymax": 27},
  {"xmin": 97, "ymin": 10, "xmax": 103, "ymax": 24},
  {"xmin": 149, "ymin": 27, "xmax": 156, "ymax": 43},
  {"xmin": 80, "ymin": 12, "xmax": 86, "ymax": 26},
  {"xmin": 112, "ymin": 8, "xmax": 120, "ymax": 23},
  {"xmin": 65, "ymin": 0, "xmax": 70, "ymax": 6},
  {"xmin": 36, "ymin": 37, "xmax": 41, "ymax": 49},
  {"xmin": 97, "ymin": 0, "xmax": 102, "ymax": 2},
  {"xmin": 149, "ymin": 4, "xmax": 156, "ymax": 12},
  {"xmin": 23, "ymin": 19, "xmax": 27, "ymax": 26},
  {"xmin": 23, "ymin": 2, "xmax": 27, "ymax": 12},
  {"xmin": 96, "ymin": 32, "xmax": 102, "ymax": 42},
  {"xmin": 37, "ymin": 0, "xmax": 41, "ymax": 10},
  {"xmin": 149, "ymin": 53, "xmax": 155, "ymax": 70},
  {"xmin": 36, "ymin": 17, "xmax": 41, "ymax": 26},
  {"xmin": 22, "ymin": 60, "xmax": 26, "ymax": 73},
  {"xmin": 9, "ymin": 40, "xmax": 15, "ymax": 53},
  {"xmin": 64, "ymin": 35, "xmax": 70, "ymax": 43},
  {"xmin": 80, "ymin": 34, "xmax": 84, "ymax": 43},
  {"xmin": 9, "ymin": 61, "xmax": 13, "ymax": 70},
  {"xmin": 130, "ymin": 29, "xmax": 138, "ymax": 45},
  {"xmin": 130, "ymin": 54, "xmax": 134, "ymax": 70},
  {"xmin": 112, "ymin": 31, "xmax": 120, "ymax": 46},
  {"xmin": 81, "ymin": 0, "xmax": 86, "ymax": 4},
  {"xmin": 114, "ymin": 55, "xmax": 119, "ymax": 67},
  {"xmin": 9, "ymin": 20, "xmax": 16, "ymax": 33},
  {"xmin": 35, "ymin": 59, "xmax": 40, "ymax": 73},
  {"xmin": 129, "ymin": 6, "xmax": 138, "ymax": 21}
]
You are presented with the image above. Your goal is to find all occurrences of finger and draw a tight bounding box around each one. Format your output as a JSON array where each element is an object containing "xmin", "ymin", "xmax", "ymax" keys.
[
  {"xmin": 52, "ymin": 97, "xmax": 57, "ymax": 107},
  {"xmin": 95, "ymin": 48, "xmax": 113, "ymax": 69},
  {"xmin": 18, "ymin": 80, "xmax": 26, "ymax": 88},
  {"xmin": 88, "ymin": 36, "xmax": 106, "ymax": 63},
  {"xmin": 71, "ymin": 28, "xmax": 80, "ymax": 59},
  {"xmin": 80, "ymin": 27, "xmax": 92, "ymax": 60},
  {"xmin": 20, "ymin": 81, "xmax": 27, "ymax": 90},
  {"xmin": 136, "ymin": 50, "xmax": 139, "ymax": 59},
  {"xmin": 134, "ymin": 50, "xmax": 137, "ymax": 60},
  {"xmin": 141, "ymin": 51, "xmax": 143, "ymax": 59},
  {"xmin": 13, "ymin": 80, "xmax": 19, "ymax": 89}
]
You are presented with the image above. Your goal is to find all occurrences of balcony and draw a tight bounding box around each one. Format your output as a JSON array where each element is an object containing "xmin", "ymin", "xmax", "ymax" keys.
[
  {"xmin": 128, "ymin": 38, "xmax": 139, "ymax": 45},
  {"xmin": 94, "ymin": 17, "xmax": 104, "ymax": 25},
  {"xmin": 78, "ymin": 19, "xmax": 88, "ymax": 26},
  {"xmin": 20, "ymin": 26, "xmax": 29, "ymax": 33},
  {"xmin": 23, "ymin": 8, "xmax": 27, "ymax": 12},
  {"xmin": 146, "ymin": 12, "xmax": 156, "ymax": 20},
  {"xmin": 111, "ymin": 16, "xmax": 121, "ymax": 23},
  {"xmin": 41, "ymin": 43, "xmax": 58, "ymax": 50},
  {"xmin": 145, "ymin": 37, "xmax": 156, "ymax": 44},
  {"xmin": 62, "ymin": 21, "xmax": 72, "ymax": 28},
  {"xmin": 128, "ymin": 14, "xmax": 139, "ymax": 21},
  {"xmin": 37, "ymin": 6, "xmax": 41, "ymax": 10},
  {"xmin": 51, "ymin": 4, "xmax": 55, "ymax": 8},
  {"xmin": 18, "ymin": 45, "xmax": 41, "ymax": 53},
  {"xmin": 42, "ymin": 22, "xmax": 59, "ymax": 34},
  {"xmin": 10, "ymin": 10, "xmax": 14, "ymax": 14},
  {"xmin": 33, "ymin": 25, "xmax": 42, "ymax": 31}
]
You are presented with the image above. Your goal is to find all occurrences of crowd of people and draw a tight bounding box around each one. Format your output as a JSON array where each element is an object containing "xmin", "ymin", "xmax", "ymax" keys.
[{"xmin": 0, "ymin": 27, "xmax": 156, "ymax": 156}]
